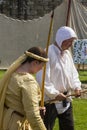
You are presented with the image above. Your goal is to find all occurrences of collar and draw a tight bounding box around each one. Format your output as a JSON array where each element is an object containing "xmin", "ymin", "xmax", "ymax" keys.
[{"xmin": 54, "ymin": 42, "xmax": 64, "ymax": 55}]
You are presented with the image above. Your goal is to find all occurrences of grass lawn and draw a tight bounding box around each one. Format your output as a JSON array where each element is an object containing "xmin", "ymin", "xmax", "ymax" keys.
[
  {"xmin": 54, "ymin": 99, "xmax": 87, "ymax": 130},
  {"xmin": 78, "ymin": 70, "xmax": 87, "ymax": 83},
  {"xmin": 73, "ymin": 99, "xmax": 87, "ymax": 130},
  {"xmin": 0, "ymin": 70, "xmax": 6, "ymax": 79}
]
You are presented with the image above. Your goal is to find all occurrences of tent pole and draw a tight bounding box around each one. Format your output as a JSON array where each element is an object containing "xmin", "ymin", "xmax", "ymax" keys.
[{"xmin": 66, "ymin": 0, "xmax": 71, "ymax": 26}]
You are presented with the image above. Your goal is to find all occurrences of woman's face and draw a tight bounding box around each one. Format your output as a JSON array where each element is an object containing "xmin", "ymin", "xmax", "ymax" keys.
[
  {"xmin": 36, "ymin": 62, "xmax": 45, "ymax": 72},
  {"xmin": 31, "ymin": 61, "xmax": 45, "ymax": 73},
  {"xmin": 61, "ymin": 38, "xmax": 76, "ymax": 50}
]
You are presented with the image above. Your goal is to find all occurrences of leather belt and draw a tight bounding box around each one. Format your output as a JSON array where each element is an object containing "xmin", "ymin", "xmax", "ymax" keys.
[{"xmin": 4, "ymin": 104, "xmax": 24, "ymax": 117}]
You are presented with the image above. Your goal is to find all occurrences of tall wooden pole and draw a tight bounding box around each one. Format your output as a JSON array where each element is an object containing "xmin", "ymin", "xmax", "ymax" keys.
[{"xmin": 41, "ymin": 10, "xmax": 54, "ymax": 107}]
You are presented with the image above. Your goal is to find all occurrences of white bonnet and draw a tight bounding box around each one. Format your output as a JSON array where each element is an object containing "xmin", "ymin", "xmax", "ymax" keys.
[{"xmin": 55, "ymin": 26, "xmax": 77, "ymax": 48}]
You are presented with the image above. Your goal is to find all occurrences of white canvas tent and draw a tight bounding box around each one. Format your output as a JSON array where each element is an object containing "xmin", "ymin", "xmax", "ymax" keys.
[{"xmin": 0, "ymin": 0, "xmax": 87, "ymax": 69}]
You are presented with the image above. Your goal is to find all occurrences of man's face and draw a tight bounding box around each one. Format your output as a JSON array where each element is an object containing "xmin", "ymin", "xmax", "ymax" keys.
[{"xmin": 61, "ymin": 38, "xmax": 76, "ymax": 50}]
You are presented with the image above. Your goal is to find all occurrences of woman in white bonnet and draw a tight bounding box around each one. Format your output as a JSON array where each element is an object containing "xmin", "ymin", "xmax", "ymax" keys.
[{"xmin": 36, "ymin": 26, "xmax": 81, "ymax": 130}]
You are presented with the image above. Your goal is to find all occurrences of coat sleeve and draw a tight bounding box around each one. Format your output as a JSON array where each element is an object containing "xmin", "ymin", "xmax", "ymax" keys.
[{"xmin": 21, "ymin": 76, "xmax": 46, "ymax": 130}]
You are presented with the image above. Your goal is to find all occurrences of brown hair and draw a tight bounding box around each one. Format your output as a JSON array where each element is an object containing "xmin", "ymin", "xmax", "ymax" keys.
[{"xmin": 22, "ymin": 46, "xmax": 48, "ymax": 64}]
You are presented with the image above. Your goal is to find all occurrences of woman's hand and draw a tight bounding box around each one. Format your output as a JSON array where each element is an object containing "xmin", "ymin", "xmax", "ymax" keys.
[{"xmin": 39, "ymin": 106, "xmax": 46, "ymax": 116}]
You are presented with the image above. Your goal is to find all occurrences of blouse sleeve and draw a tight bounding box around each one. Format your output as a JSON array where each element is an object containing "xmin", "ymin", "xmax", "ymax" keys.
[
  {"xmin": 36, "ymin": 47, "xmax": 59, "ymax": 99},
  {"xmin": 44, "ymin": 60, "xmax": 59, "ymax": 99},
  {"xmin": 71, "ymin": 60, "xmax": 81, "ymax": 90},
  {"xmin": 68, "ymin": 51, "xmax": 81, "ymax": 90}
]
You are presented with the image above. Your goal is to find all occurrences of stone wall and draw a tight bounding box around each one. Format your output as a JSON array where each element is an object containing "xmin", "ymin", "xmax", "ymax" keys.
[
  {"xmin": 0, "ymin": 0, "xmax": 86, "ymax": 20},
  {"xmin": 0, "ymin": 0, "xmax": 63, "ymax": 20}
]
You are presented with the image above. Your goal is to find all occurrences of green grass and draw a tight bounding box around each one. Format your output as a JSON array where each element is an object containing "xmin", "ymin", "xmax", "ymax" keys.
[
  {"xmin": 0, "ymin": 70, "xmax": 87, "ymax": 130},
  {"xmin": 73, "ymin": 99, "xmax": 87, "ymax": 130},
  {"xmin": 54, "ymin": 99, "xmax": 87, "ymax": 130},
  {"xmin": 0, "ymin": 70, "xmax": 6, "ymax": 79},
  {"xmin": 78, "ymin": 70, "xmax": 87, "ymax": 83}
]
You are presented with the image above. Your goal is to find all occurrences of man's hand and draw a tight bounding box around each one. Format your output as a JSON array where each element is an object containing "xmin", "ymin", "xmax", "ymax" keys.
[
  {"xmin": 55, "ymin": 93, "xmax": 66, "ymax": 101},
  {"xmin": 74, "ymin": 89, "xmax": 81, "ymax": 97}
]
